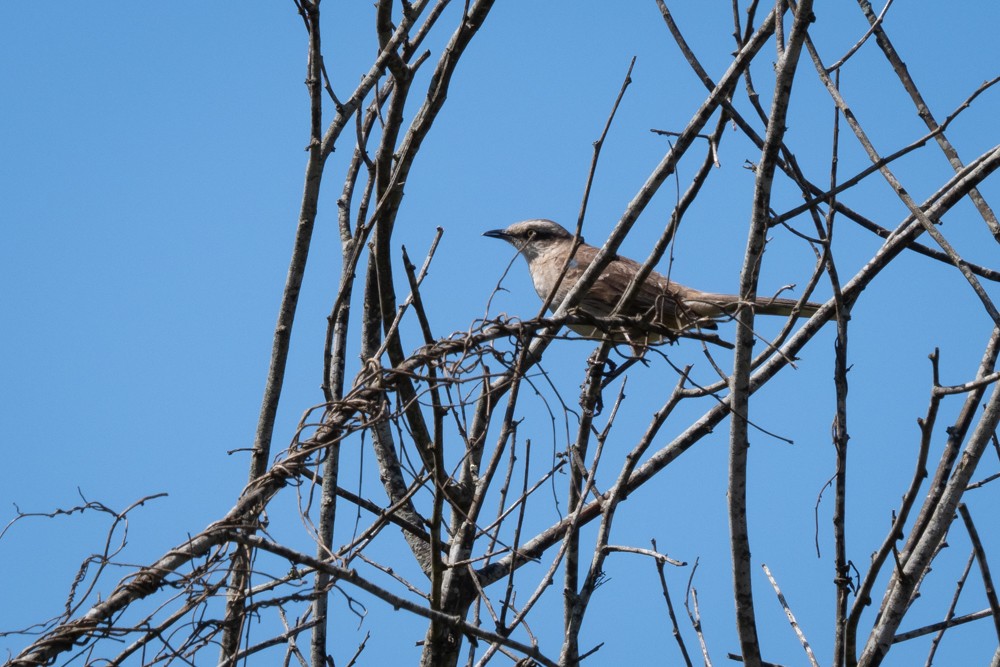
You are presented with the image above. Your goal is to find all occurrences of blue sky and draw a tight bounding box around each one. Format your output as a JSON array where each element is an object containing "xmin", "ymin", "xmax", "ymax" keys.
[{"xmin": 3, "ymin": 3, "xmax": 999, "ymax": 665}]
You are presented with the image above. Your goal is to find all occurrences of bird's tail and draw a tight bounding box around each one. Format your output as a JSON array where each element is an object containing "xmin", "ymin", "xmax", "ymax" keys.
[{"xmin": 685, "ymin": 292, "xmax": 821, "ymax": 320}]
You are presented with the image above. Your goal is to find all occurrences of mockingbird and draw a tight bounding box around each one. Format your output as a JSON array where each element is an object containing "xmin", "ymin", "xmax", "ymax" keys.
[{"xmin": 484, "ymin": 219, "xmax": 820, "ymax": 345}]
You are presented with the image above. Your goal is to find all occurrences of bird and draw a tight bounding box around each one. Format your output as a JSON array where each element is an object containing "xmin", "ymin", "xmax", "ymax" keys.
[{"xmin": 483, "ymin": 219, "xmax": 821, "ymax": 346}]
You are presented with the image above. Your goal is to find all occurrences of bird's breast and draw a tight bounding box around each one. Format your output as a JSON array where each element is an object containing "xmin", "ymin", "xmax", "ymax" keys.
[{"xmin": 525, "ymin": 257, "xmax": 580, "ymax": 311}]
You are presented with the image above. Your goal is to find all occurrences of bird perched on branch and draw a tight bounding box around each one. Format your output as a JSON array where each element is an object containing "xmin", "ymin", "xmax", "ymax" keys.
[{"xmin": 484, "ymin": 219, "xmax": 820, "ymax": 346}]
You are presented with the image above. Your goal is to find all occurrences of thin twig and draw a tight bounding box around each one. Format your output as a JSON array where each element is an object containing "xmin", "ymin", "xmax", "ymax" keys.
[
  {"xmin": 958, "ymin": 504, "xmax": 1000, "ymax": 643},
  {"xmin": 761, "ymin": 563, "xmax": 820, "ymax": 667}
]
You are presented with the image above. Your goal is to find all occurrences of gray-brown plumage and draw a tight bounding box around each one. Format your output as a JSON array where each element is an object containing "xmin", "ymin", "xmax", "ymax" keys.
[{"xmin": 484, "ymin": 219, "xmax": 820, "ymax": 344}]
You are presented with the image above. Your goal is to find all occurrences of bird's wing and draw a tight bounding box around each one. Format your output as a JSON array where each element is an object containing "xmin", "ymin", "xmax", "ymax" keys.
[{"xmin": 578, "ymin": 251, "xmax": 710, "ymax": 330}]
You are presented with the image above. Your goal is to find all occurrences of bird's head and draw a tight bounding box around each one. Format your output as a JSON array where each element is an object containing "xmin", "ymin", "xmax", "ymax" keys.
[{"xmin": 482, "ymin": 219, "xmax": 576, "ymax": 262}]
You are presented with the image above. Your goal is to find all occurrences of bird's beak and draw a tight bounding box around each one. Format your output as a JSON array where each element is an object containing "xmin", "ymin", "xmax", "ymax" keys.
[{"xmin": 482, "ymin": 229, "xmax": 510, "ymax": 241}]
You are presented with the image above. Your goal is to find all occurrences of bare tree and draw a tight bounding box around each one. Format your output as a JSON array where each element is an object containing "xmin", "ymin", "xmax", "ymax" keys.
[{"xmin": 5, "ymin": 2, "xmax": 1000, "ymax": 666}]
